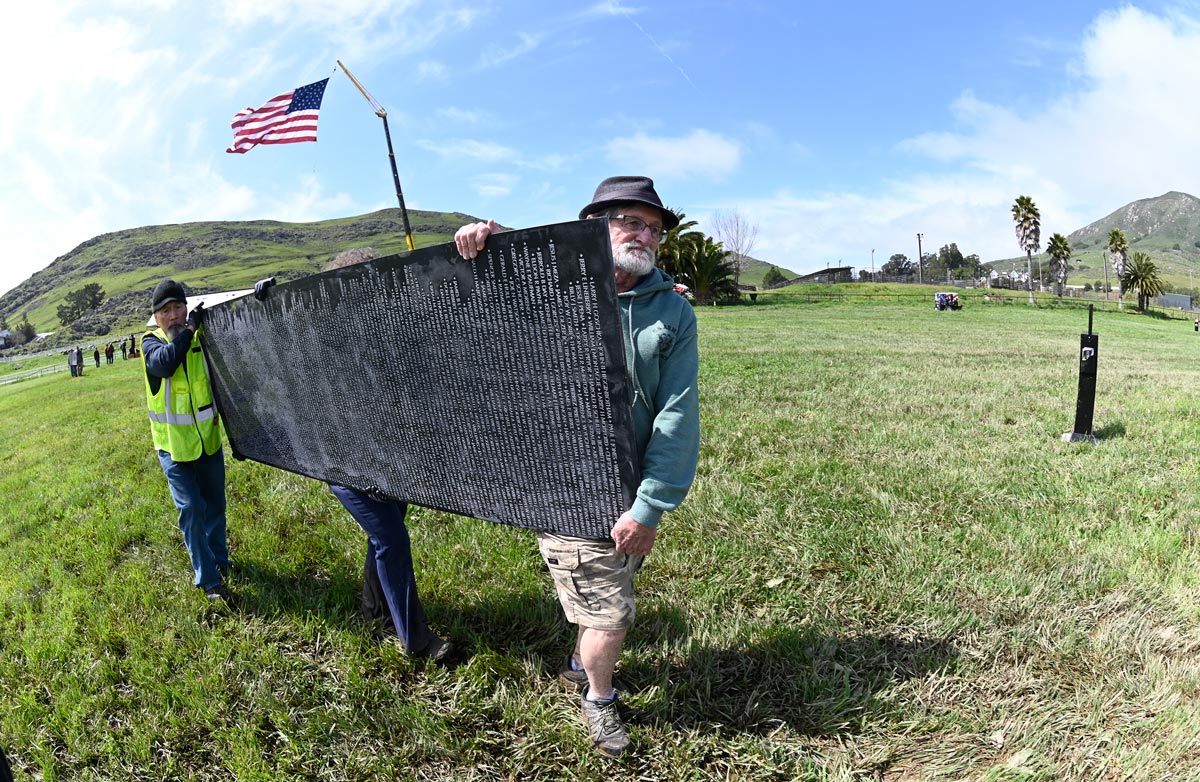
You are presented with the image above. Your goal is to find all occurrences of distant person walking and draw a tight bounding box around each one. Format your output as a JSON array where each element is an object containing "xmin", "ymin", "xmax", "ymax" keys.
[
  {"xmin": 105, "ymin": 343, "xmax": 114, "ymax": 364},
  {"xmin": 66, "ymin": 348, "xmax": 75, "ymax": 377},
  {"xmin": 142, "ymin": 278, "xmax": 232, "ymax": 602},
  {"xmin": 93, "ymin": 348, "xmax": 101, "ymax": 368},
  {"xmin": 121, "ymin": 340, "xmax": 127, "ymax": 360}
]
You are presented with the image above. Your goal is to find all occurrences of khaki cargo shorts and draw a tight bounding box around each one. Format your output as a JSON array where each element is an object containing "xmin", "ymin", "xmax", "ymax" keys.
[{"xmin": 536, "ymin": 533, "xmax": 644, "ymax": 632}]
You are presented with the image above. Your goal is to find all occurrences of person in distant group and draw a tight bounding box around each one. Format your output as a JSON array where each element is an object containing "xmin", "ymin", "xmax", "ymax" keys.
[
  {"xmin": 75, "ymin": 346, "xmax": 84, "ymax": 376},
  {"xmin": 454, "ymin": 175, "xmax": 700, "ymax": 758},
  {"xmin": 93, "ymin": 347, "xmax": 101, "ymax": 368},
  {"xmin": 105, "ymin": 342, "xmax": 114, "ymax": 364},
  {"xmin": 66, "ymin": 347, "xmax": 75, "ymax": 377},
  {"xmin": 141, "ymin": 278, "xmax": 231, "ymax": 602},
  {"xmin": 121, "ymin": 340, "xmax": 128, "ymax": 360}
]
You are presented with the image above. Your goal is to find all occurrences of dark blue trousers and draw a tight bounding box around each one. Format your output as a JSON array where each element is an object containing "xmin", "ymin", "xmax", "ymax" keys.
[
  {"xmin": 158, "ymin": 448, "xmax": 229, "ymax": 590},
  {"xmin": 329, "ymin": 485, "xmax": 436, "ymax": 654}
]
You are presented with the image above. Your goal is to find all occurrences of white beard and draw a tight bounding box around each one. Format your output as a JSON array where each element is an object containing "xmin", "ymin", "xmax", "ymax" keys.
[{"xmin": 613, "ymin": 241, "xmax": 656, "ymax": 277}]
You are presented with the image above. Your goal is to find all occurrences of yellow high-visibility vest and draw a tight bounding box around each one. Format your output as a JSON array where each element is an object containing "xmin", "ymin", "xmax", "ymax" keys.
[{"xmin": 142, "ymin": 327, "xmax": 222, "ymax": 461}]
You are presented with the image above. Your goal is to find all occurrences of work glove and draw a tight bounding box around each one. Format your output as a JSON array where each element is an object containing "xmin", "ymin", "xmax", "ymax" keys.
[
  {"xmin": 186, "ymin": 303, "xmax": 205, "ymax": 331},
  {"xmin": 253, "ymin": 277, "xmax": 277, "ymax": 301},
  {"xmin": 363, "ymin": 485, "xmax": 393, "ymax": 504}
]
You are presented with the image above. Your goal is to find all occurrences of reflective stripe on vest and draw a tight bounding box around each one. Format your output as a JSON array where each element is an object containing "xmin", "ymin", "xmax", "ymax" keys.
[
  {"xmin": 143, "ymin": 328, "xmax": 221, "ymax": 460},
  {"xmin": 146, "ymin": 378, "xmax": 218, "ymax": 426}
]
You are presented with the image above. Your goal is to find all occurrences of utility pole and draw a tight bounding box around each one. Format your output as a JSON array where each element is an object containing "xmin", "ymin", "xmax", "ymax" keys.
[
  {"xmin": 871, "ymin": 248, "xmax": 875, "ymax": 281},
  {"xmin": 916, "ymin": 233, "xmax": 924, "ymax": 285},
  {"xmin": 1102, "ymin": 252, "xmax": 1110, "ymax": 301}
]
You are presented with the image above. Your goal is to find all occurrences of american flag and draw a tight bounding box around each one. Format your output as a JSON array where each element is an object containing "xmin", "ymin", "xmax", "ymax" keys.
[{"xmin": 226, "ymin": 78, "xmax": 329, "ymax": 154}]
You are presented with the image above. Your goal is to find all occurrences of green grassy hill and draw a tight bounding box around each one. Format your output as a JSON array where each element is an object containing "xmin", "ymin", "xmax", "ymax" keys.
[
  {"xmin": 735, "ymin": 257, "xmax": 799, "ymax": 289},
  {"xmin": 0, "ymin": 209, "xmax": 487, "ymax": 341},
  {"xmin": 1, "ymin": 212, "xmax": 798, "ymax": 345}
]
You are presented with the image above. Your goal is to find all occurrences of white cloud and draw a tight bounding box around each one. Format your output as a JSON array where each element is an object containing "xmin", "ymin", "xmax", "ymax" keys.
[
  {"xmin": 437, "ymin": 107, "xmax": 493, "ymax": 125},
  {"xmin": 418, "ymin": 61, "xmax": 448, "ymax": 80},
  {"xmin": 416, "ymin": 138, "xmax": 517, "ymax": 162},
  {"xmin": 255, "ymin": 174, "xmax": 358, "ymax": 223},
  {"xmin": 215, "ymin": 1, "xmax": 476, "ymax": 66},
  {"xmin": 581, "ymin": 1, "xmax": 640, "ymax": 17},
  {"xmin": 471, "ymin": 173, "xmax": 519, "ymax": 199},
  {"xmin": 217, "ymin": 0, "xmax": 414, "ymax": 28},
  {"xmin": 605, "ymin": 130, "xmax": 740, "ymax": 181},
  {"xmin": 476, "ymin": 32, "xmax": 541, "ymax": 69},
  {"xmin": 742, "ymin": 6, "xmax": 1200, "ymax": 275}
]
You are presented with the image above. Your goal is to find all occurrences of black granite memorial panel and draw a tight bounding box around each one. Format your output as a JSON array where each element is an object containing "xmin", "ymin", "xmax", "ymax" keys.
[{"xmin": 200, "ymin": 219, "xmax": 638, "ymax": 539}]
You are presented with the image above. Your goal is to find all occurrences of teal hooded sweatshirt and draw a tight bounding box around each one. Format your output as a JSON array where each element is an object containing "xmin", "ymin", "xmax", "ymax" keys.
[{"xmin": 618, "ymin": 268, "xmax": 700, "ymax": 528}]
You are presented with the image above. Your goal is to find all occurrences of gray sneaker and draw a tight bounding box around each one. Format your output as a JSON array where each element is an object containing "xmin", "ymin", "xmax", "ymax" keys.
[
  {"xmin": 581, "ymin": 686, "xmax": 631, "ymax": 757},
  {"xmin": 558, "ymin": 655, "xmax": 589, "ymax": 690}
]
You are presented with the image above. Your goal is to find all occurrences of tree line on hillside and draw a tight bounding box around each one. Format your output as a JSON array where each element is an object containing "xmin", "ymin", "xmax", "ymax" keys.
[{"xmin": 1012, "ymin": 195, "xmax": 1165, "ymax": 311}]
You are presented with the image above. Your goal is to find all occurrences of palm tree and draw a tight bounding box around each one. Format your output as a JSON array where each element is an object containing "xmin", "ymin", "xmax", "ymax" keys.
[
  {"xmin": 1106, "ymin": 229, "xmax": 1129, "ymax": 311},
  {"xmin": 1046, "ymin": 233, "xmax": 1072, "ymax": 304},
  {"xmin": 655, "ymin": 208, "xmax": 738, "ymax": 304},
  {"xmin": 673, "ymin": 232, "xmax": 739, "ymax": 305},
  {"xmin": 1124, "ymin": 251, "xmax": 1165, "ymax": 312},
  {"xmin": 1012, "ymin": 196, "xmax": 1041, "ymax": 305},
  {"xmin": 656, "ymin": 208, "xmax": 699, "ymax": 281}
]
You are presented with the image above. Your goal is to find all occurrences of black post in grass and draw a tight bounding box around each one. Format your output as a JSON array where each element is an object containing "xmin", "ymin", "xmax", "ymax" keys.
[{"xmin": 1062, "ymin": 304, "xmax": 1099, "ymax": 443}]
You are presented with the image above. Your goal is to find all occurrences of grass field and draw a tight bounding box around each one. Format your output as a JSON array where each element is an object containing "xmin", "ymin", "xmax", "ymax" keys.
[{"xmin": 1, "ymin": 294, "xmax": 1198, "ymax": 781}]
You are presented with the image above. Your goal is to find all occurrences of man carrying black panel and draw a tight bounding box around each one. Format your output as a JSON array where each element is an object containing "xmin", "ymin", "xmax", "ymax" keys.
[{"xmin": 455, "ymin": 176, "xmax": 701, "ymax": 757}]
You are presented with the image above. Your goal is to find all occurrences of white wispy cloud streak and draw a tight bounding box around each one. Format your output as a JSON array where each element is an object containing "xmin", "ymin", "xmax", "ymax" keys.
[
  {"xmin": 415, "ymin": 138, "xmax": 518, "ymax": 162},
  {"xmin": 476, "ymin": 31, "xmax": 541, "ymax": 70}
]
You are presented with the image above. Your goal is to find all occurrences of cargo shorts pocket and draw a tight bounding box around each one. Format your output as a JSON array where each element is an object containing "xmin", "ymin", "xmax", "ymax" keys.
[
  {"xmin": 542, "ymin": 547, "xmax": 580, "ymax": 573},
  {"xmin": 540, "ymin": 542, "xmax": 598, "ymax": 614}
]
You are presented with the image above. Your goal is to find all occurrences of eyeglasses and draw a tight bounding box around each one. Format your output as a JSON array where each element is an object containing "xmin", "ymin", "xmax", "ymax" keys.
[{"xmin": 607, "ymin": 214, "xmax": 666, "ymax": 242}]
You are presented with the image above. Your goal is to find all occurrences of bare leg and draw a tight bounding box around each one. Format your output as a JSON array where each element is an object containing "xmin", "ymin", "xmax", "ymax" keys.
[{"xmin": 579, "ymin": 626, "xmax": 626, "ymax": 699}]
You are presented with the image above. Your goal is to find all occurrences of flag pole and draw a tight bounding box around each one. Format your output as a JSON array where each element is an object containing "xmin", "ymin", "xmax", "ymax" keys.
[{"xmin": 337, "ymin": 60, "xmax": 416, "ymax": 252}]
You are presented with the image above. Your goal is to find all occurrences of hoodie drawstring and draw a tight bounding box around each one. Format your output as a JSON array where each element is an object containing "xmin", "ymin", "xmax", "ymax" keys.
[{"xmin": 625, "ymin": 295, "xmax": 648, "ymax": 411}]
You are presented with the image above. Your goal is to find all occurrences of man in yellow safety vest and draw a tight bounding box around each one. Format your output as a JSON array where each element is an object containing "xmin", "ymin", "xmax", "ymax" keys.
[{"xmin": 141, "ymin": 278, "xmax": 231, "ymax": 601}]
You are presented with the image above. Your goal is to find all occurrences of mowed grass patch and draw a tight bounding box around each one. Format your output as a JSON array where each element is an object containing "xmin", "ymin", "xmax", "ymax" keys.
[{"xmin": 0, "ymin": 300, "xmax": 1198, "ymax": 780}]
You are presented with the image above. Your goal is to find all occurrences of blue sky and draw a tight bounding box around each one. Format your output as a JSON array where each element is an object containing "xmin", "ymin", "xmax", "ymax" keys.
[{"xmin": 3, "ymin": 0, "xmax": 1200, "ymax": 297}]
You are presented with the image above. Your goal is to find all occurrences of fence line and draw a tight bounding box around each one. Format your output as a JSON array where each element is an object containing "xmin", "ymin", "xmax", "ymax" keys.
[
  {"xmin": 752, "ymin": 288, "xmax": 1195, "ymax": 319},
  {"xmin": 0, "ymin": 363, "xmax": 70, "ymax": 386}
]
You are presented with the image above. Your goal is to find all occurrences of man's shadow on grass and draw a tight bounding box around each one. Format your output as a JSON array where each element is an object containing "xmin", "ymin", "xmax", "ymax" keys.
[
  {"xmin": 439, "ymin": 598, "xmax": 958, "ymax": 740},
  {"xmin": 224, "ymin": 561, "xmax": 956, "ymax": 739},
  {"xmin": 622, "ymin": 605, "xmax": 959, "ymax": 738}
]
